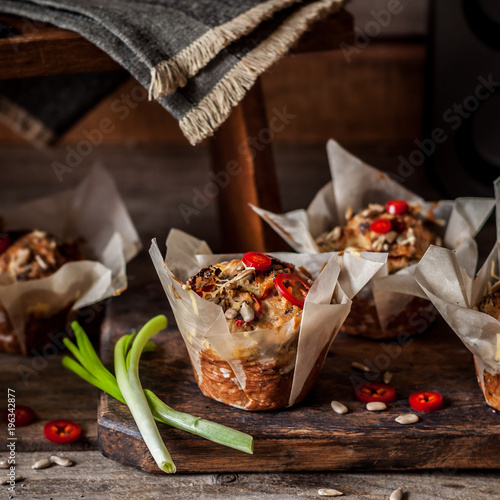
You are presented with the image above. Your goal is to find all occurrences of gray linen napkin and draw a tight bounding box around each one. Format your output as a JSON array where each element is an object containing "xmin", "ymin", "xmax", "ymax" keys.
[{"xmin": 0, "ymin": 0, "xmax": 344, "ymax": 145}]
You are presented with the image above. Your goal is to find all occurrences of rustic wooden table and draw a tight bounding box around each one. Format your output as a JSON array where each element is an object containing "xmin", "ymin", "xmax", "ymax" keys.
[
  {"xmin": 0, "ymin": 1, "xmax": 496, "ymax": 495},
  {"xmin": 2, "ymin": 315, "xmax": 500, "ymax": 500},
  {"xmin": 1, "ymin": 144, "xmax": 499, "ymax": 498}
]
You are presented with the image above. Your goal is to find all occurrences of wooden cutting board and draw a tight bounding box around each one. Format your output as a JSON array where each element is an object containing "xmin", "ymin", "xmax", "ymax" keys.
[{"xmin": 98, "ymin": 282, "xmax": 500, "ymax": 473}]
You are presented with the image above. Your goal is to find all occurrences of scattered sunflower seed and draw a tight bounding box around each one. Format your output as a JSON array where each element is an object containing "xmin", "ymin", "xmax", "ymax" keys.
[
  {"xmin": 330, "ymin": 401, "xmax": 348, "ymax": 414},
  {"xmin": 224, "ymin": 308, "xmax": 238, "ymax": 319},
  {"xmin": 0, "ymin": 460, "xmax": 8, "ymax": 469},
  {"xmin": 318, "ymin": 488, "xmax": 344, "ymax": 497},
  {"xmin": 383, "ymin": 371, "xmax": 393, "ymax": 384},
  {"xmin": 366, "ymin": 401, "xmax": 387, "ymax": 411},
  {"xmin": 1, "ymin": 475, "xmax": 22, "ymax": 485},
  {"xmin": 351, "ymin": 361, "xmax": 371, "ymax": 373},
  {"xmin": 50, "ymin": 455, "xmax": 73, "ymax": 467},
  {"xmin": 239, "ymin": 302, "xmax": 255, "ymax": 323},
  {"xmin": 395, "ymin": 414, "xmax": 419, "ymax": 425},
  {"xmin": 32, "ymin": 458, "xmax": 52, "ymax": 469},
  {"xmin": 389, "ymin": 487, "xmax": 404, "ymax": 500}
]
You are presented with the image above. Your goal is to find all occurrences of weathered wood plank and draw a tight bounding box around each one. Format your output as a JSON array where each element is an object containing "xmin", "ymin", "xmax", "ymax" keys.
[
  {"xmin": 0, "ymin": 342, "xmax": 99, "ymax": 452},
  {"xmin": 3, "ymin": 451, "xmax": 500, "ymax": 500},
  {"xmin": 209, "ymin": 80, "xmax": 286, "ymax": 253},
  {"xmin": 0, "ymin": 15, "xmax": 122, "ymax": 79},
  {"xmin": 98, "ymin": 283, "xmax": 500, "ymax": 473}
]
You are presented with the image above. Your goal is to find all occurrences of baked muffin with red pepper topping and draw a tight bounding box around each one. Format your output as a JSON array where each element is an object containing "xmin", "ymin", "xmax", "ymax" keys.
[
  {"xmin": 0, "ymin": 230, "xmax": 82, "ymax": 281},
  {"xmin": 316, "ymin": 200, "xmax": 442, "ymax": 340},
  {"xmin": 187, "ymin": 253, "xmax": 311, "ymax": 332},
  {"xmin": 186, "ymin": 252, "xmax": 312, "ymax": 410},
  {"xmin": 0, "ymin": 230, "xmax": 83, "ymax": 354},
  {"xmin": 474, "ymin": 282, "xmax": 500, "ymax": 409},
  {"xmin": 316, "ymin": 200, "xmax": 442, "ymax": 274}
]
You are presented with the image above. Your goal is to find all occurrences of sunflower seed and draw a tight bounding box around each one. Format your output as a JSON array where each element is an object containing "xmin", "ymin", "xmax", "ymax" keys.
[
  {"xmin": 395, "ymin": 414, "xmax": 419, "ymax": 425},
  {"xmin": 50, "ymin": 455, "xmax": 73, "ymax": 467},
  {"xmin": 318, "ymin": 489, "xmax": 343, "ymax": 497},
  {"xmin": 389, "ymin": 487, "xmax": 404, "ymax": 500},
  {"xmin": 0, "ymin": 461, "xmax": 8, "ymax": 469},
  {"xmin": 366, "ymin": 401, "xmax": 387, "ymax": 411},
  {"xmin": 225, "ymin": 308, "xmax": 238, "ymax": 319},
  {"xmin": 383, "ymin": 371, "xmax": 393, "ymax": 384},
  {"xmin": 351, "ymin": 361, "xmax": 371, "ymax": 373},
  {"xmin": 330, "ymin": 226, "xmax": 342, "ymax": 241},
  {"xmin": 1, "ymin": 475, "xmax": 22, "ymax": 485},
  {"xmin": 330, "ymin": 401, "xmax": 348, "ymax": 414},
  {"xmin": 32, "ymin": 458, "xmax": 52, "ymax": 469},
  {"xmin": 239, "ymin": 302, "xmax": 255, "ymax": 323}
]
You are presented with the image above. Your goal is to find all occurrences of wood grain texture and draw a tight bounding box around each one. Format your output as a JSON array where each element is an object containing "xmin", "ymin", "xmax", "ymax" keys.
[
  {"xmin": 210, "ymin": 81, "xmax": 286, "ymax": 253},
  {"xmin": 0, "ymin": 11, "xmax": 352, "ymax": 81},
  {"xmin": 6, "ymin": 451, "xmax": 500, "ymax": 500},
  {"xmin": 0, "ymin": 43, "xmax": 425, "ymax": 147},
  {"xmin": 0, "ymin": 15, "xmax": 122, "ymax": 79},
  {"xmin": 98, "ymin": 283, "xmax": 500, "ymax": 474}
]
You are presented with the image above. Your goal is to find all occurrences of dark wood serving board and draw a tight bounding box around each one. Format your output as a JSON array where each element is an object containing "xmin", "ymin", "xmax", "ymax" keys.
[{"xmin": 98, "ymin": 283, "xmax": 500, "ymax": 473}]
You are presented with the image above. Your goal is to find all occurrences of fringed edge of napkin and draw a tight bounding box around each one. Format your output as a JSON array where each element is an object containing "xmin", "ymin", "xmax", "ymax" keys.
[
  {"xmin": 178, "ymin": 0, "xmax": 343, "ymax": 146},
  {"xmin": 0, "ymin": 95, "xmax": 54, "ymax": 147},
  {"xmin": 149, "ymin": 0, "xmax": 299, "ymax": 99}
]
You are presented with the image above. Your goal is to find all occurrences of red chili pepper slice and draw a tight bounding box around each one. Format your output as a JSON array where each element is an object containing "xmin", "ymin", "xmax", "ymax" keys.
[
  {"xmin": 370, "ymin": 219, "xmax": 392, "ymax": 234},
  {"xmin": 43, "ymin": 419, "xmax": 82, "ymax": 444},
  {"xmin": 252, "ymin": 294, "xmax": 262, "ymax": 319},
  {"xmin": 355, "ymin": 383, "xmax": 396, "ymax": 404},
  {"xmin": 386, "ymin": 199, "xmax": 409, "ymax": 215},
  {"xmin": 0, "ymin": 233, "xmax": 11, "ymax": 254},
  {"xmin": 3, "ymin": 405, "xmax": 35, "ymax": 427},
  {"xmin": 274, "ymin": 273, "xmax": 311, "ymax": 308},
  {"xmin": 242, "ymin": 252, "xmax": 272, "ymax": 271},
  {"xmin": 409, "ymin": 391, "xmax": 444, "ymax": 412}
]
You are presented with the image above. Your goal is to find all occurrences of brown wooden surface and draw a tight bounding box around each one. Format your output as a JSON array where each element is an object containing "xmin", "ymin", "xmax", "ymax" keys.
[
  {"xmin": 0, "ymin": 15, "xmax": 122, "ymax": 79},
  {"xmin": 209, "ymin": 81, "xmax": 286, "ymax": 253},
  {"xmin": 0, "ymin": 11, "xmax": 352, "ymax": 81},
  {"xmin": 98, "ymin": 283, "xmax": 500, "ymax": 474},
  {"xmin": 0, "ymin": 43, "xmax": 426, "ymax": 147},
  {"xmin": 7, "ymin": 451, "xmax": 500, "ymax": 500}
]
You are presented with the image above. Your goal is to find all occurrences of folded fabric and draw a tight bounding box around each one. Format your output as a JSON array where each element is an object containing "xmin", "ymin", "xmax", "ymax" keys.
[{"xmin": 0, "ymin": 0, "xmax": 344, "ymax": 145}]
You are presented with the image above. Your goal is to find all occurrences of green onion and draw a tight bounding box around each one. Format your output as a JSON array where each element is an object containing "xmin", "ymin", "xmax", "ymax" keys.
[
  {"xmin": 62, "ymin": 317, "xmax": 254, "ymax": 473},
  {"xmin": 114, "ymin": 316, "xmax": 176, "ymax": 473},
  {"xmin": 145, "ymin": 390, "xmax": 253, "ymax": 454}
]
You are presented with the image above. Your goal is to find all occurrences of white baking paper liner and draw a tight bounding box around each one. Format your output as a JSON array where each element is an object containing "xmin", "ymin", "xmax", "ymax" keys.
[
  {"xmin": 0, "ymin": 164, "xmax": 141, "ymax": 351},
  {"xmin": 150, "ymin": 228, "xmax": 386, "ymax": 408},
  {"xmin": 252, "ymin": 140, "xmax": 494, "ymax": 332}
]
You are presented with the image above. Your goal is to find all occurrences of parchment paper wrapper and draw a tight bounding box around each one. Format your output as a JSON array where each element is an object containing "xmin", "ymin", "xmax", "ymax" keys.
[
  {"xmin": 0, "ymin": 165, "xmax": 141, "ymax": 354},
  {"xmin": 150, "ymin": 228, "xmax": 386, "ymax": 411},
  {"xmin": 415, "ymin": 178, "xmax": 500, "ymax": 410},
  {"xmin": 252, "ymin": 140, "xmax": 494, "ymax": 339}
]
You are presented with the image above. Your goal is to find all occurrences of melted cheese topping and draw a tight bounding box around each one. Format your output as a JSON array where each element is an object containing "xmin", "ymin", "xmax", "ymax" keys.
[
  {"xmin": 315, "ymin": 203, "xmax": 441, "ymax": 274},
  {"xmin": 186, "ymin": 257, "xmax": 310, "ymax": 332}
]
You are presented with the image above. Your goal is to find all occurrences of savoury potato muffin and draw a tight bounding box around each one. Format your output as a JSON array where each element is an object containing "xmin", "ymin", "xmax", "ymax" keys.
[
  {"xmin": 316, "ymin": 200, "xmax": 441, "ymax": 274},
  {"xmin": 0, "ymin": 230, "xmax": 82, "ymax": 354},
  {"xmin": 315, "ymin": 200, "xmax": 441, "ymax": 339},
  {"xmin": 186, "ymin": 252, "xmax": 312, "ymax": 410},
  {"xmin": 475, "ymin": 283, "xmax": 500, "ymax": 409}
]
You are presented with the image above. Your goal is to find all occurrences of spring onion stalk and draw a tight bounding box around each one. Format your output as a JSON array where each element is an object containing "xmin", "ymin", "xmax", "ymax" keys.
[
  {"xmin": 144, "ymin": 389, "xmax": 253, "ymax": 454},
  {"xmin": 114, "ymin": 315, "xmax": 176, "ymax": 473},
  {"xmin": 62, "ymin": 318, "xmax": 254, "ymax": 472}
]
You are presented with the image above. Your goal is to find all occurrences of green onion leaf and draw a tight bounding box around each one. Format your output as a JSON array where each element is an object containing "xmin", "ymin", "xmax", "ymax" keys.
[{"xmin": 114, "ymin": 315, "xmax": 176, "ymax": 474}]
